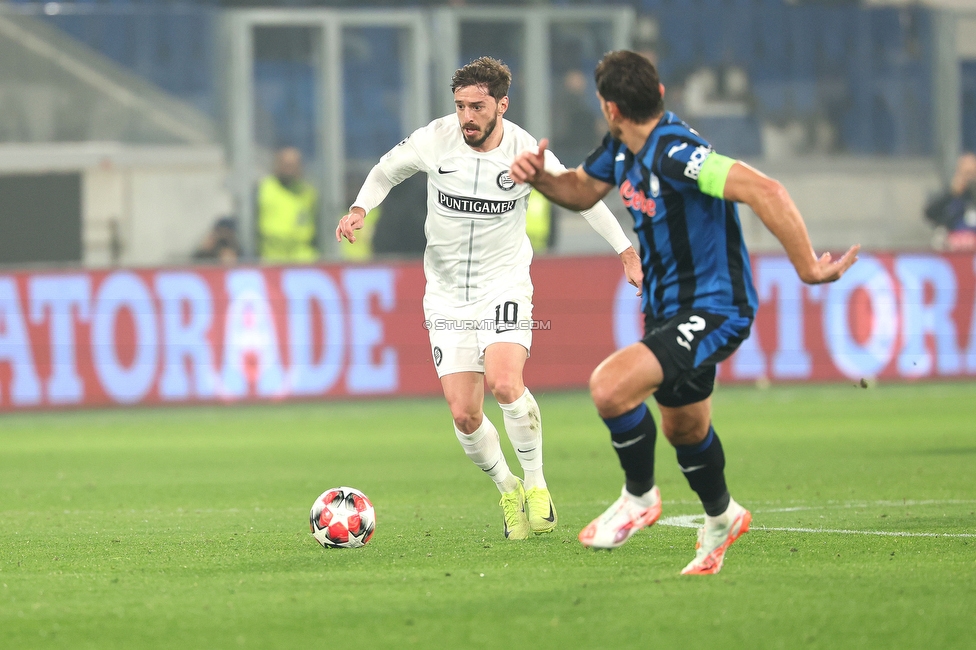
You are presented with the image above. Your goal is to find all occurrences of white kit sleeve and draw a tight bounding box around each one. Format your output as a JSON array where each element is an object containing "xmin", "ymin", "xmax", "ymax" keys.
[
  {"xmin": 351, "ymin": 136, "xmax": 426, "ymax": 213},
  {"xmin": 351, "ymin": 166, "xmax": 395, "ymax": 214},
  {"xmin": 542, "ymin": 149, "xmax": 633, "ymax": 254},
  {"xmin": 578, "ymin": 202, "xmax": 633, "ymax": 255}
]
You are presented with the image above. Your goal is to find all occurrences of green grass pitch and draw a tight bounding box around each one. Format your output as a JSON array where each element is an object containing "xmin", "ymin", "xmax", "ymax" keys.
[{"xmin": 1, "ymin": 382, "xmax": 974, "ymax": 649}]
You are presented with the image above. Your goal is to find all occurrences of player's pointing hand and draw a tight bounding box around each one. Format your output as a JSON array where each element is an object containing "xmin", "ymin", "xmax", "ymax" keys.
[
  {"xmin": 335, "ymin": 207, "xmax": 366, "ymax": 243},
  {"xmin": 510, "ymin": 138, "xmax": 548, "ymax": 185},
  {"xmin": 808, "ymin": 244, "xmax": 860, "ymax": 284}
]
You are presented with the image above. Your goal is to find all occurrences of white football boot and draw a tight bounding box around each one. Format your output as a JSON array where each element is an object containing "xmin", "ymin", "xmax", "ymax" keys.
[
  {"xmin": 578, "ymin": 485, "xmax": 661, "ymax": 549},
  {"xmin": 681, "ymin": 498, "xmax": 751, "ymax": 575}
]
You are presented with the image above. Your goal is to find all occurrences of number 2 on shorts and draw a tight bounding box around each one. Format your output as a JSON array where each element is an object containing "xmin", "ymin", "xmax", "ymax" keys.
[{"xmin": 675, "ymin": 315, "xmax": 706, "ymax": 351}]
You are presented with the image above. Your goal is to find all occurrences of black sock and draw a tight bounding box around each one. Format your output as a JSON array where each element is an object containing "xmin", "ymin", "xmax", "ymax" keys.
[
  {"xmin": 602, "ymin": 403, "xmax": 656, "ymax": 497},
  {"xmin": 675, "ymin": 426, "xmax": 730, "ymax": 516}
]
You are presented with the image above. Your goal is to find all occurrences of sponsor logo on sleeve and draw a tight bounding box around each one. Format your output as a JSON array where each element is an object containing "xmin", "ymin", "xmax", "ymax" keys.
[{"xmin": 683, "ymin": 145, "xmax": 712, "ymax": 180}]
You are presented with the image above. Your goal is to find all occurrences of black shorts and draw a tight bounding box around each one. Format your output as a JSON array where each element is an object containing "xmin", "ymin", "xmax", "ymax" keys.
[{"xmin": 641, "ymin": 309, "xmax": 753, "ymax": 408}]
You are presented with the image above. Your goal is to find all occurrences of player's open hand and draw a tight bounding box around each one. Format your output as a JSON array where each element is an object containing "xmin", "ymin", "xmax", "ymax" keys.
[
  {"xmin": 336, "ymin": 208, "xmax": 366, "ymax": 243},
  {"xmin": 804, "ymin": 244, "xmax": 860, "ymax": 284},
  {"xmin": 620, "ymin": 246, "xmax": 643, "ymax": 296},
  {"xmin": 509, "ymin": 139, "xmax": 548, "ymax": 185}
]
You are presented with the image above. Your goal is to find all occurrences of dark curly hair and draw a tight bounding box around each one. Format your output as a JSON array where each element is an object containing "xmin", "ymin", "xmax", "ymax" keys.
[{"xmin": 451, "ymin": 57, "xmax": 512, "ymax": 101}]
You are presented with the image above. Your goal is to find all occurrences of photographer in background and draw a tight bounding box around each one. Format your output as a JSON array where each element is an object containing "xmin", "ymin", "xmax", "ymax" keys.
[
  {"xmin": 925, "ymin": 153, "xmax": 976, "ymax": 252},
  {"xmin": 193, "ymin": 217, "xmax": 241, "ymax": 265}
]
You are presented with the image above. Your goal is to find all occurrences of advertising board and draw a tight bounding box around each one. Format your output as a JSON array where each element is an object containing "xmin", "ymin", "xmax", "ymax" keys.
[{"xmin": 0, "ymin": 253, "xmax": 973, "ymax": 411}]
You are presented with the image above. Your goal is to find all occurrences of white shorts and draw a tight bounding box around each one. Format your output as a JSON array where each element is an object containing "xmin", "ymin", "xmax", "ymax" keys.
[{"xmin": 423, "ymin": 284, "xmax": 534, "ymax": 378}]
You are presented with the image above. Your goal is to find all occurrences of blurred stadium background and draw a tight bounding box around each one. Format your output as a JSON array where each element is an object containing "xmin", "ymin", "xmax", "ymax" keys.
[
  {"xmin": 0, "ymin": 0, "xmax": 974, "ymax": 412},
  {"xmin": 1, "ymin": 0, "xmax": 974, "ymax": 265}
]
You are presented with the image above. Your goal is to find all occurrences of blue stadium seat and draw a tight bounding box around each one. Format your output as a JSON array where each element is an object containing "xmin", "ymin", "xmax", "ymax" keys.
[
  {"xmin": 721, "ymin": 0, "xmax": 755, "ymax": 63},
  {"xmin": 253, "ymin": 60, "xmax": 317, "ymax": 160},
  {"xmin": 963, "ymin": 61, "xmax": 976, "ymax": 154},
  {"xmin": 12, "ymin": 0, "xmax": 939, "ymax": 157},
  {"xmin": 654, "ymin": 2, "xmax": 700, "ymax": 82},
  {"xmin": 816, "ymin": 7, "xmax": 853, "ymax": 77},
  {"xmin": 752, "ymin": 81, "xmax": 788, "ymax": 118},
  {"xmin": 36, "ymin": 4, "xmax": 218, "ymax": 117},
  {"xmin": 751, "ymin": 0, "xmax": 789, "ymax": 81},
  {"xmin": 691, "ymin": 116, "xmax": 762, "ymax": 158},
  {"xmin": 342, "ymin": 27, "xmax": 406, "ymax": 157}
]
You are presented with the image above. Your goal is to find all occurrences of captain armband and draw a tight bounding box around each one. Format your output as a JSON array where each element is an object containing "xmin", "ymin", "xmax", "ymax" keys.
[{"xmin": 697, "ymin": 152, "xmax": 736, "ymax": 199}]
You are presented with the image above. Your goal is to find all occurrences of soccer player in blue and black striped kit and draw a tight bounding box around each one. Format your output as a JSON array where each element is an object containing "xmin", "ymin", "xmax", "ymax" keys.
[{"xmin": 510, "ymin": 50, "xmax": 859, "ymax": 574}]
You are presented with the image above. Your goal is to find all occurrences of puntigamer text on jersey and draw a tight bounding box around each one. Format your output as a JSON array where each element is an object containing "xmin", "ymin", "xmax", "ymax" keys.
[{"xmin": 437, "ymin": 191, "xmax": 518, "ymax": 215}]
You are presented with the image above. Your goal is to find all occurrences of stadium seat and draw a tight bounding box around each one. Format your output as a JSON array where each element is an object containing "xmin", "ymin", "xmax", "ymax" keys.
[
  {"xmin": 691, "ymin": 116, "xmax": 762, "ymax": 158},
  {"xmin": 14, "ymin": 0, "xmax": 938, "ymax": 157},
  {"xmin": 963, "ymin": 61, "xmax": 976, "ymax": 154}
]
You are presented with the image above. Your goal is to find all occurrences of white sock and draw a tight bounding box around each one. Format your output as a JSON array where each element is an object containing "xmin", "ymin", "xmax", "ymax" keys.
[
  {"xmin": 704, "ymin": 497, "xmax": 740, "ymax": 527},
  {"xmin": 455, "ymin": 417, "xmax": 519, "ymax": 494},
  {"xmin": 498, "ymin": 388, "xmax": 546, "ymax": 490},
  {"xmin": 627, "ymin": 485, "xmax": 658, "ymax": 507}
]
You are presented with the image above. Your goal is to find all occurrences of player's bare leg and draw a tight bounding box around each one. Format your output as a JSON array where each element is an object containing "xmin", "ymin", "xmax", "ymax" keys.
[
  {"xmin": 657, "ymin": 399, "xmax": 711, "ymax": 446},
  {"xmin": 659, "ymin": 399, "xmax": 750, "ymax": 575},
  {"xmin": 441, "ymin": 371, "xmax": 528, "ymax": 539},
  {"xmin": 485, "ymin": 342, "xmax": 555, "ymax": 533},
  {"xmin": 589, "ymin": 343, "xmax": 664, "ymax": 418}
]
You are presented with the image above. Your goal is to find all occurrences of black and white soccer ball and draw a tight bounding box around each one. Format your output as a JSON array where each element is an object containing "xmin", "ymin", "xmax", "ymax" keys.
[{"xmin": 309, "ymin": 487, "xmax": 376, "ymax": 549}]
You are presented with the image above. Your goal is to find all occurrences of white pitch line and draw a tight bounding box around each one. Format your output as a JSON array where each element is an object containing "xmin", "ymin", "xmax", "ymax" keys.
[
  {"xmin": 756, "ymin": 499, "xmax": 976, "ymax": 511},
  {"xmin": 659, "ymin": 515, "xmax": 706, "ymax": 529},
  {"xmin": 658, "ymin": 510, "xmax": 976, "ymax": 538},
  {"xmin": 752, "ymin": 526, "xmax": 976, "ymax": 538}
]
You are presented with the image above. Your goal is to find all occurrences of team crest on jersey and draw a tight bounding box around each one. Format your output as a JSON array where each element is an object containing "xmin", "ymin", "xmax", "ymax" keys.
[
  {"xmin": 496, "ymin": 171, "xmax": 516, "ymax": 191},
  {"xmin": 620, "ymin": 178, "xmax": 656, "ymax": 217},
  {"xmin": 433, "ymin": 346, "xmax": 443, "ymax": 367}
]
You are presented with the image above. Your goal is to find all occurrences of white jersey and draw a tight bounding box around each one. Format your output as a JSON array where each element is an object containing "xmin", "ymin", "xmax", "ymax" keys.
[{"xmin": 353, "ymin": 114, "xmax": 632, "ymax": 305}]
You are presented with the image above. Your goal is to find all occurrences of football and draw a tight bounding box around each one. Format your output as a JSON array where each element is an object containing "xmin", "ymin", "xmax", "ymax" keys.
[{"xmin": 309, "ymin": 487, "xmax": 376, "ymax": 548}]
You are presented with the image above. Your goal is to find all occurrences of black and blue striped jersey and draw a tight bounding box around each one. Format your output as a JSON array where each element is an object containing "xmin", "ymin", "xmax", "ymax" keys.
[{"xmin": 583, "ymin": 111, "xmax": 759, "ymax": 321}]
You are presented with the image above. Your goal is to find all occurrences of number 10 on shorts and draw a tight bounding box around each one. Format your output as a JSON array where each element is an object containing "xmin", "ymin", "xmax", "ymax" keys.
[{"xmin": 495, "ymin": 301, "xmax": 518, "ymax": 333}]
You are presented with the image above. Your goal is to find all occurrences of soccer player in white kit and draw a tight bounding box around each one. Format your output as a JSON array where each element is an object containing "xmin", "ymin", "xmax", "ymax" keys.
[{"xmin": 337, "ymin": 57, "xmax": 642, "ymax": 540}]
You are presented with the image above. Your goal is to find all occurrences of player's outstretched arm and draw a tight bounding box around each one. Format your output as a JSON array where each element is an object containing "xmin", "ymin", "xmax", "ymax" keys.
[
  {"xmin": 335, "ymin": 207, "xmax": 366, "ymax": 244},
  {"xmin": 723, "ymin": 161, "xmax": 859, "ymax": 284},
  {"xmin": 337, "ymin": 134, "xmax": 424, "ymax": 244},
  {"xmin": 510, "ymin": 139, "xmax": 613, "ymax": 211}
]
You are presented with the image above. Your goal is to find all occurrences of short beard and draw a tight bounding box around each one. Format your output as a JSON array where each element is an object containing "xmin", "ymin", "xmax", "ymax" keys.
[{"xmin": 463, "ymin": 114, "xmax": 498, "ymax": 148}]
